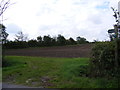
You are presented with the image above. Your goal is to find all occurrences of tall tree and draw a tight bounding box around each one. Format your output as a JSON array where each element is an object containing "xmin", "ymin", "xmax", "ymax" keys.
[
  {"xmin": 37, "ymin": 36, "xmax": 42, "ymax": 42},
  {"xmin": 76, "ymin": 36, "xmax": 88, "ymax": 44},
  {"xmin": 68, "ymin": 37, "xmax": 76, "ymax": 45},
  {"xmin": 57, "ymin": 34, "xmax": 66, "ymax": 45},
  {"xmin": 43, "ymin": 35, "xmax": 52, "ymax": 46},
  {"xmin": 51, "ymin": 36, "xmax": 57, "ymax": 46},
  {"xmin": 37, "ymin": 36, "xmax": 43, "ymax": 46}
]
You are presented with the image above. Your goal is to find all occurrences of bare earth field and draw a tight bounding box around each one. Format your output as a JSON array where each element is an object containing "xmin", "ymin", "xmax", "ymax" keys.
[{"xmin": 5, "ymin": 44, "xmax": 93, "ymax": 58}]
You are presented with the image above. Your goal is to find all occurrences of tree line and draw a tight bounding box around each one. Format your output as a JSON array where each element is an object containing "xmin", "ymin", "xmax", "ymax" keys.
[{"xmin": 4, "ymin": 31, "xmax": 89, "ymax": 49}]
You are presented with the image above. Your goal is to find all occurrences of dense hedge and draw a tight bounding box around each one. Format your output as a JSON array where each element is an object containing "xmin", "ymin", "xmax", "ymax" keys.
[
  {"xmin": 4, "ymin": 41, "xmax": 29, "ymax": 49},
  {"xmin": 4, "ymin": 35, "xmax": 89, "ymax": 49},
  {"xmin": 89, "ymin": 41, "xmax": 120, "ymax": 77}
]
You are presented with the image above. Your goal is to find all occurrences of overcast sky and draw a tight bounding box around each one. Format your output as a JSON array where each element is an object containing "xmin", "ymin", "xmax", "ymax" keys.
[{"xmin": 1, "ymin": 0, "xmax": 119, "ymax": 41}]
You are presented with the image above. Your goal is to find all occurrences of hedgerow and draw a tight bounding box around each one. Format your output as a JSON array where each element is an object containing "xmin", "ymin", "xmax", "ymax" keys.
[{"xmin": 89, "ymin": 41, "xmax": 120, "ymax": 78}]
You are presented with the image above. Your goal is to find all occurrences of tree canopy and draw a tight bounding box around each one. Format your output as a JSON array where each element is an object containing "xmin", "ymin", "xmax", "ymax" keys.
[{"xmin": 5, "ymin": 33, "xmax": 89, "ymax": 49}]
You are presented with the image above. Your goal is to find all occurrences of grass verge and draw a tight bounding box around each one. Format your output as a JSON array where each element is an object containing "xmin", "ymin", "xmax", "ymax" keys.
[{"xmin": 3, "ymin": 56, "xmax": 118, "ymax": 88}]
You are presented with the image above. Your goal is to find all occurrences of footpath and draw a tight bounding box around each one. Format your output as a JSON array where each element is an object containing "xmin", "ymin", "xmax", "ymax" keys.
[{"xmin": 1, "ymin": 83, "xmax": 42, "ymax": 88}]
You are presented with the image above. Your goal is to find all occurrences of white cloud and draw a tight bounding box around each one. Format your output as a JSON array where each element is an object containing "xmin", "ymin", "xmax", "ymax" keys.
[{"xmin": 2, "ymin": 0, "xmax": 119, "ymax": 41}]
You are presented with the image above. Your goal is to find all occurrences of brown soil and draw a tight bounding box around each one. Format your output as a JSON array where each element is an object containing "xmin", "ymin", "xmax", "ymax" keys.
[{"xmin": 5, "ymin": 44, "xmax": 93, "ymax": 58}]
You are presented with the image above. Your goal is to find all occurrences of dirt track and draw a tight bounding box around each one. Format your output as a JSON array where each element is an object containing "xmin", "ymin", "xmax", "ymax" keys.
[
  {"xmin": 2, "ymin": 83, "xmax": 43, "ymax": 88},
  {"xmin": 5, "ymin": 44, "xmax": 93, "ymax": 58}
]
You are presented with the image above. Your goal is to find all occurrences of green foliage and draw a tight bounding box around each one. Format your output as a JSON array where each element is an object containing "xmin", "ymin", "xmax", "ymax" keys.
[
  {"xmin": 37, "ymin": 36, "xmax": 43, "ymax": 46},
  {"xmin": 5, "ymin": 34, "xmax": 89, "ymax": 49},
  {"xmin": 28, "ymin": 39, "xmax": 38, "ymax": 47},
  {"xmin": 37, "ymin": 36, "xmax": 42, "ymax": 42},
  {"xmin": 68, "ymin": 37, "xmax": 77, "ymax": 45},
  {"xmin": 76, "ymin": 36, "xmax": 89, "ymax": 44},
  {"xmin": 89, "ymin": 41, "xmax": 120, "ymax": 77},
  {"xmin": 5, "ymin": 41, "xmax": 28, "ymax": 49},
  {"xmin": 43, "ymin": 35, "xmax": 52, "ymax": 46},
  {"xmin": 57, "ymin": 34, "xmax": 67, "ymax": 46}
]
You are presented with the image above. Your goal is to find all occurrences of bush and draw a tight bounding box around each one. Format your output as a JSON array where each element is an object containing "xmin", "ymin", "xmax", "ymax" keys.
[
  {"xmin": 89, "ymin": 41, "xmax": 120, "ymax": 77},
  {"xmin": 4, "ymin": 41, "xmax": 29, "ymax": 49}
]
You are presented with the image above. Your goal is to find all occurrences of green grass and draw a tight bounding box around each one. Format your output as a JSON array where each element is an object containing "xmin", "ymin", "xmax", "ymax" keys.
[{"xmin": 3, "ymin": 56, "xmax": 118, "ymax": 88}]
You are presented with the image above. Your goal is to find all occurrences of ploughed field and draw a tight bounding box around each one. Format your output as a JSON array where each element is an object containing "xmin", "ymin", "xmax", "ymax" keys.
[{"xmin": 5, "ymin": 44, "xmax": 93, "ymax": 58}]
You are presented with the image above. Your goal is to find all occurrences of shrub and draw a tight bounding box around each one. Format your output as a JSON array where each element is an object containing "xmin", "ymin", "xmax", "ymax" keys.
[
  {"xmin": 4, "ymin": 41, "xmax": 29, "ymax": 49},
  {"xmin": 89, "ymin": 41, "xmax": 120, "ymax": 77}
]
